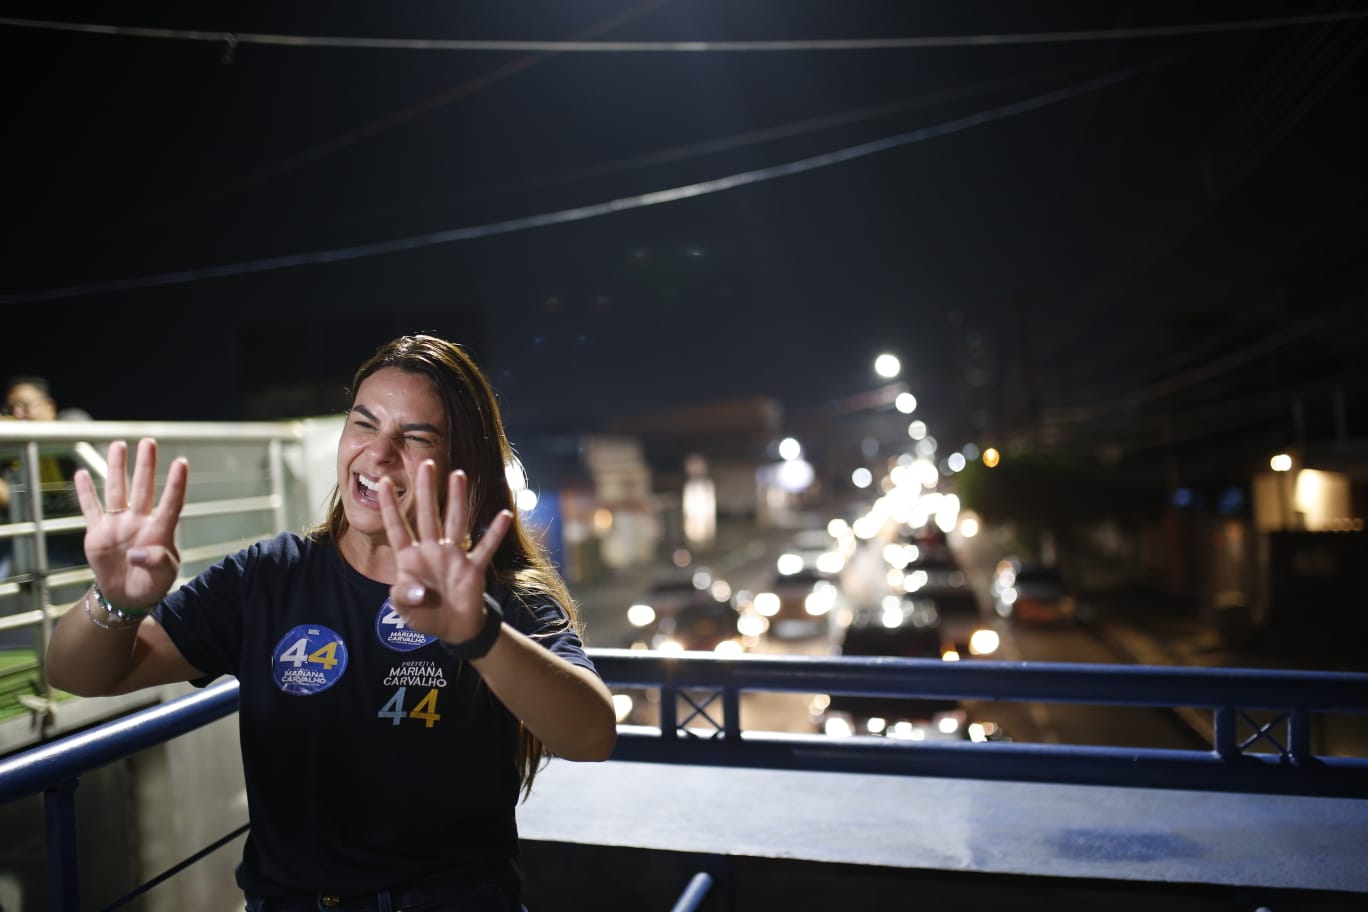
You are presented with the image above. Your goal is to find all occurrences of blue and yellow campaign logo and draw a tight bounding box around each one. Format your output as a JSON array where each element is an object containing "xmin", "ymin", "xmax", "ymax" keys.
[
  {"xmin": 271, "ymin": 625, "xmax": 348, "ymax": 695},
  {"xmin": 376, "ymin": 600, "xmax": 437, "ymax": 652}
]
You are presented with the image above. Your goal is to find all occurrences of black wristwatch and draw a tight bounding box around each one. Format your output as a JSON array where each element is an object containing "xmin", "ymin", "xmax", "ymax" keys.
[{"xmin": 440, "ymin": 592, "xmax": 504, "ymax": 660}]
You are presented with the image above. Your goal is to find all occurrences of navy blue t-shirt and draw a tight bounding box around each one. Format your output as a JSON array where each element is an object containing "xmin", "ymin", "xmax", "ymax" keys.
[{"xmin": 154, "ymin": 532, "xmax": 597, "ymax": 897}]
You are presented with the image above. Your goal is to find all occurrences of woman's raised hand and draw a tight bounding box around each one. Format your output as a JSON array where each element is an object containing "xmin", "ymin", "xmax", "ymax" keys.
[
  {"xmin": 74, "ymin": 438, "xmax": 188, "ymax": 611},
  {"xmin": 378, "ymin": 460, "xmax": 512, "ymax": 645}
]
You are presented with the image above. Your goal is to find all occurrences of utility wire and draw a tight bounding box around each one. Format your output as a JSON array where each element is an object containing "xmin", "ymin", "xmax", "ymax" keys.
[
  {"xmin": 134, "ymin": 0, "xmax": 675, "ymax": 221},
  {"xmin": 0, "ymin": 55, "xmax": 1177, "ymax": 305},
  {"xmin": 3, "ymin": 10, "xmax": 1368, "ymax": 53},
  {"xmin": 1024, "ymin": 13, "xmax": 1368, "ymax": 408},
  {"xmin": 1061, "ymin": 362, "xmax": 1368, "ymax": 454},
  {"xmin": 1225, "ymin": 19, "xmax": 1368, "ymax": 191},
  {"xmin": 1040, "ymin": 299, "xmax": 1368, "ymax": 427},
  {"xmin": 338, "ymin": 56, "xmax": 1101, "ymax": 229}
]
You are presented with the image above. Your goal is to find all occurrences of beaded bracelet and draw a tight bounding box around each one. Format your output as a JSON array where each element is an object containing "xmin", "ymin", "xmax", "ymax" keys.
[{"xmin": 84, "ymin": 583, "xmax": 149, "ymax": 631}]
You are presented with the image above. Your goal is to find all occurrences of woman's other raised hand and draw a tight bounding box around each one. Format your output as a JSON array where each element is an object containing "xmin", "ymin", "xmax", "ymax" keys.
[{"xmin": 74, "ymin": 438, "xmax": 188, "ymax": 611}]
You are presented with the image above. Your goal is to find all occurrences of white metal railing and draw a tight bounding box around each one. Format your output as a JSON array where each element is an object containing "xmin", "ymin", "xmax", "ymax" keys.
[{"xmin": 0, "ymin": 418, "xmax": 340, "ymax": 745}]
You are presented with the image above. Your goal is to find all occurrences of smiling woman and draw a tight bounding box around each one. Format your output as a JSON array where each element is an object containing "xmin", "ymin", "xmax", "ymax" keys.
[{"xmin": 43, "ymin": 333, "xmax": 617, "ymax": 911}]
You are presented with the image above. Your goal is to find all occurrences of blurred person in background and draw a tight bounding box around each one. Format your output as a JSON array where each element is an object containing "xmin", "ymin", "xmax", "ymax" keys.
[
  {"xmin": 2, "ymin": 375, "xmax": 91, "ymax": 571},
  {"xmin": 0, "ymin": 410, "xmax": 11, "ymax": 579},
  {"xmin": 4, "ymin": 374, "xmax": 92, "ymax": 422},
  {"xmin": 45, "ymin": 334, "xmax": 616, "ymax": 911}
]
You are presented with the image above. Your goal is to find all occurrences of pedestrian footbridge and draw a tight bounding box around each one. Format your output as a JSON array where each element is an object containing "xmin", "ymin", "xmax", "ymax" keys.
[{"xmin": 2, "ymin": 651, "xmax": 1366, "ymax": 911}]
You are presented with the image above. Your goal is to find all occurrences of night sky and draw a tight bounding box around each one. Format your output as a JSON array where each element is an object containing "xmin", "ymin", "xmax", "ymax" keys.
[{"xmin": 3, "ymin": 2, "xmax": 1366, "ymax": 463}]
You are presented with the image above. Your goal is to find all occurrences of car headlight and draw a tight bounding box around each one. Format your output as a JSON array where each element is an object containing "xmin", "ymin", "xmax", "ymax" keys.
[
  {"xmin": 805, "ymin": 582, "xmax": 838, "ymax": 616},
  {"xmin": 824, "ymin": 714, "xmax": 854, "ymax": 738},
  {"xmin": 888, "ymin": 721, "xmax": 926, "ymax": 741},
  {"xmin": 968, "ymin": 628, "xmax": 1000, "ymax": 656},
  {"xmin": 736, "ymin": 611, "xmax": 769, "ymax": 637},
  {"xmin": 815, "ymin": 551, "xmax": 845, "ymax": 575}
]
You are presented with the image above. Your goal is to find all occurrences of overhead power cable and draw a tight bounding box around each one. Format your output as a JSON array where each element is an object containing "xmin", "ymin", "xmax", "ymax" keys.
[
  {"xmin": 159, "ymin": 0, "xmax": 674, "ymax": 214},
  {"xmin": 0, "ymin": 54, "xmax": 1179, "ymax": 305},
  {"xmin": 1035, "ymin": 15, "xmax": 1368, "ymax": 402},
  {"xmin": 344, "ymin": 56, "xmax": 1101, "ymax": 227},
  {"xmin": 3, "ymin": 10, "xmax": 1367, "ymax": 53},
  {"xmin": 1040, "ymin": 299, "xmax": 1368, "ymax": 427}
]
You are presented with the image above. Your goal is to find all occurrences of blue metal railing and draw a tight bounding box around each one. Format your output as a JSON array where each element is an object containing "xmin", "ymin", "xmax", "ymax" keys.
[
  {"xmin": 668, "ymin": 871, "xmax": 714, "ymax": 912},
  {"xmin": 0, "ymin": 680, "xmax": 241, "ymax": 911},
  {"xmin": 595, "ymin": 649, "xmax": 1368, "ymax": 798},
  {"xmin": 3, "ymin": 651, "xmax": 1367, "ymax": 910}
]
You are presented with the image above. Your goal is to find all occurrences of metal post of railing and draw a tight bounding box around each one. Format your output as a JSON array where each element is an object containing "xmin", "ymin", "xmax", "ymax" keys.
[
  {"xmin": 1289, "ymin": 706, "xmax": 1314, "ymax": 764},
  {"xmin": 1213, "ymin": 705, "xmax": 1237, "ymax": 760},
  {"xmin": 45, "ymin": 777, "xmax": 81, "ymax": 912},
  {"xmin": 668, "ymin": 872, "xmax": 713, "ymax": 912},
  {"xmin": 21, "ymin": 442, "xmax": 53, "ymax": 641},
  {"xmin": 21, "ymin": 441, "xmax": 59, "ymax": 729},
  {"xmin": 722, "ymin": 681, "xmax": 741, "ymax": 740},
  {"xmin": 267, "ymin": 437, "xmax": 288, "ymax": 534},
  {"xmin": 660, "ymin": 668, "xmax": 679, "ymax": 739}
]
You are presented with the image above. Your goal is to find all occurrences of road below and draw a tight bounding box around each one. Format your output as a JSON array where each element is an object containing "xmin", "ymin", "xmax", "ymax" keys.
[{"xmin": 574, "ymin": 517, "xmax": 1211, "ymax": 748}]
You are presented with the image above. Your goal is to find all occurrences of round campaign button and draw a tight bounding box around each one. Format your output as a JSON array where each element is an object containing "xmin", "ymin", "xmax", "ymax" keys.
[
  {"xmin": 376, "ymin": 600, "xmax": 438, "ymax": 652},
  {"xmin": 271, "ymin": 625, "xmax": 349, "ymax": 695}
]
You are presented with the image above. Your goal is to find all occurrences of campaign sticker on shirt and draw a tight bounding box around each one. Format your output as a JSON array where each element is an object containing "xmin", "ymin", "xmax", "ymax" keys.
[
  {"xmin": 376, "ymin": 600, "xmax": 438, "ymax": 652},
  {"xmin": 271, "ymin": 625, "xmax": 349, "ymax": 696}
]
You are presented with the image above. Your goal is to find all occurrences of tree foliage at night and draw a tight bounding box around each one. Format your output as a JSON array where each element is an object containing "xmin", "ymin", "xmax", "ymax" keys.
[{"xmin": 956, "ymin": 451, "xmax": 1164, "ymax": 551}]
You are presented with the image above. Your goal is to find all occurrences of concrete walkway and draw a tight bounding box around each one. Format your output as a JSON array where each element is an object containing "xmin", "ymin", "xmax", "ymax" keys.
[{"xmin": 519, "ymin": 757, "xmax": 1368, "ymax": 901}]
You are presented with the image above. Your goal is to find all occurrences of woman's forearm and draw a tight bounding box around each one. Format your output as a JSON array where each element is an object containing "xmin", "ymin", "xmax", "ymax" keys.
[
  {"xmin": 47, "ymin": 586, "xmax": 202, "ymax": 696},
  {"xmin": 471, "ymin": 624, "xmax": 618, "ymax": 761}
]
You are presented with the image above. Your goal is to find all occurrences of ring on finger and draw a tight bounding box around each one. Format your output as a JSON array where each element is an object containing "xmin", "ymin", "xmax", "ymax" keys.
[
  {"xmin": 438, "ymin": 537, "xmax": 455, "ymax": 546},
  {"xmin": 107, "ymin": 507, "xmax": 129, "ymax": 514}
]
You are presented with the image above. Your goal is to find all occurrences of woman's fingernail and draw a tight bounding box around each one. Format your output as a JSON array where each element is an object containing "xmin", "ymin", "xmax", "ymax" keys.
[
  {"xmin": 406, "ymin": 585, "xmax": 426, "ymax": 602},
  {"xmin": 128, "ymin": 548, "xmax": 148, "ymax": 563}
]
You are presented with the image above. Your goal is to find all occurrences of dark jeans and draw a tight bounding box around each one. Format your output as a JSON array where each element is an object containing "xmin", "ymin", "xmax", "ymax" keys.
[{"xmin": 244, "ymin": 877, "xmax": 526, "ymax": 912}]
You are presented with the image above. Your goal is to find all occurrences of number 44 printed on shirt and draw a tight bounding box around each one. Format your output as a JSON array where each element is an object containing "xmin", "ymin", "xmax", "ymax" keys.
[
  {"xmin": 279, "ymin": 637, "xmax": 341, "ymax": 669},
  {"xmin": 379, "ymin": 688, "xmax": 442, "ymax": 728}
]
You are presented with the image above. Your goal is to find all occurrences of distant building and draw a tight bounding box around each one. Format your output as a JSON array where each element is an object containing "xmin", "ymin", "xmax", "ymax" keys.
[
  {"xmin": 516, "ymin": 432, "xmax": 659, "ymax": 585},
  {"xmin": 515, "ymin": 396, "xmax": 807, "ymax": 583}
]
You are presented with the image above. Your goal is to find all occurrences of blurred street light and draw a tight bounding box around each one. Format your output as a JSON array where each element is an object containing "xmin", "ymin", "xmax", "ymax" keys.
[{"xmin": 874, "ymin": 353, "xmax": 901, "ymax": 379}]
